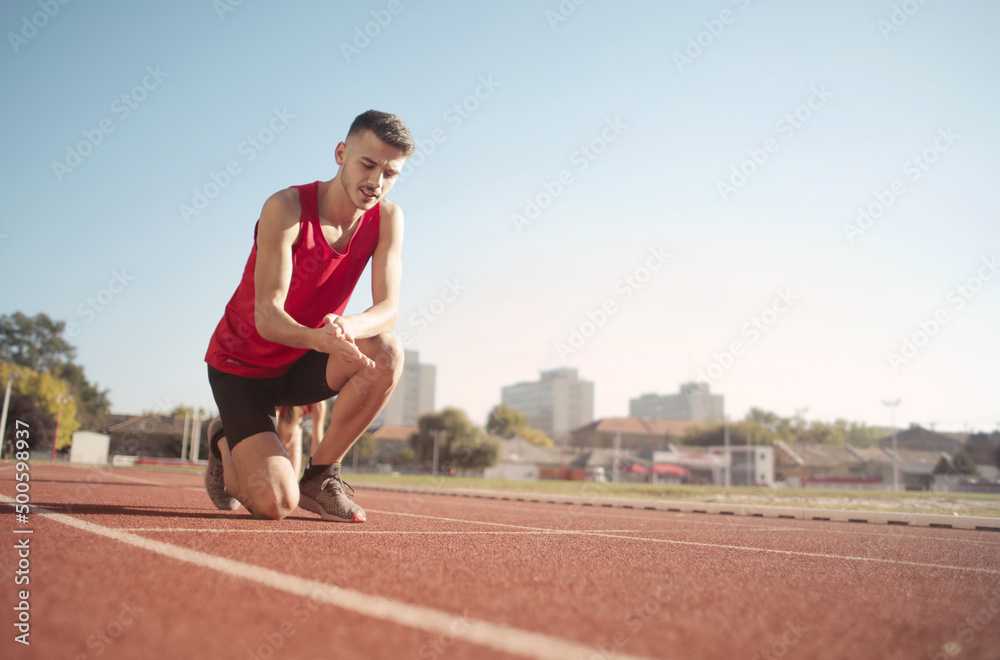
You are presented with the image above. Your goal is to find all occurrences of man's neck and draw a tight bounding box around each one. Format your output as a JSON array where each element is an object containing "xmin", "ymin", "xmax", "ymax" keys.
[{"xmin": 318, "ymin": 178, "xmax": 364, "ymax": 228}]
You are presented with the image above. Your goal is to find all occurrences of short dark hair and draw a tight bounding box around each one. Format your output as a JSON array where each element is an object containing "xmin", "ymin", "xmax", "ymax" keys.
[{"xmin": 347, "ymin": 110, "xmax": 414, "ymax": 157}]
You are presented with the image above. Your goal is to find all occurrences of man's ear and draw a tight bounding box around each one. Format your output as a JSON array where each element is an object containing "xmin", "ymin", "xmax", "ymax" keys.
[{"xmin": 334, "ymin": 141, "xmax": 347, "ymax": 166}]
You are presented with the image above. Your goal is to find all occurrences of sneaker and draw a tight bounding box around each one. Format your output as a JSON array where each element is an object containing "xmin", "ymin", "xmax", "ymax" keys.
[
  {"xmin": 204, "ymin": 418, "xmax": 239, "ymax": 511},
  {"xmin": 298, "ymin": 463, "xmax": 366, "ymax": 522}
]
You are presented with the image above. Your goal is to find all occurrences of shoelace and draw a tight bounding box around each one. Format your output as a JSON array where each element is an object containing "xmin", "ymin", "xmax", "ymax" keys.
[{"xmin": 322, "ymin": 473, "xmax": 356, "ymax": 499}]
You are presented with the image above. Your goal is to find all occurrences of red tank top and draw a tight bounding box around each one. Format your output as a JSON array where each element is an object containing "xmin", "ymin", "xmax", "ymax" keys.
[{"xmin": 205, "ymin": 181, "xmax": 381, "ymax": 378}]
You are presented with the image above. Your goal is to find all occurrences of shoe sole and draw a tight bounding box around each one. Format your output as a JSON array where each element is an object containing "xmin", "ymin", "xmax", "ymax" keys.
[
  {"xmin": 298, "ymin": 494, "xmax": 366, "ymax": 523},
  {"xmin": 204, "ymin": 464, "xmax": 240, "ymax": 511}
]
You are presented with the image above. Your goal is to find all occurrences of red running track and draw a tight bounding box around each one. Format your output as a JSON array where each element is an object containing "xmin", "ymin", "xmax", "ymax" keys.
[{"xmin": 2, "ymin": 464, "xmax": 1000, "ymax": 660}]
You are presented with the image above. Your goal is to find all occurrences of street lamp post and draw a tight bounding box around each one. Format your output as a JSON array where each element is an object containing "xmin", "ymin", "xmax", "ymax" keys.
[
  {"xmin": 0, "ymin": 370, "xmax": 18, "ymax": 460},
  {"xmin": 882, "ymin": 399, "xmax": 901, "ymax": 492},
  {"xmin": 723, "ymin": 416, "xmax": 730, "ymax": 488},
  {"xmin": 430, "ymin": 429, "xmax": 443, "ymax": 477},
  {"xmin": 792, "ymin": 408, "xmax": 808, "ymax": 488}
]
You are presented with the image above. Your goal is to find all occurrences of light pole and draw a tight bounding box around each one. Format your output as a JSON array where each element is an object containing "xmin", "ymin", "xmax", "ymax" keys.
[
  {"xmin": 52, "ymin": 394, "xmax": 69, "ymax": 462},
  {"xmin": 883, "ymin": 399, "xmax": 901, "ymax": 492},
  {"xmin": 0, "ymin": 369, "xmax": 18, "ymax": 460},
  {"xmin": 723, "ymin": 416, "xmax": 730, "ymax": 487},
  {"xmin": 430, "ymin": 429, "xmax": 443, "ymax": 477}
]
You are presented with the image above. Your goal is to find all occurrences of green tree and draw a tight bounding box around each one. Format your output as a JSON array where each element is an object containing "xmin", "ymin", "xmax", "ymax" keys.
[
  {"xmin": 933, "ymin": 449, "xmax": 978, "ymax": 477},
  {"xmin": 0, "ymin": 312, "xmax": 75, "ymax": 372},
  {"xmin": 519, "ymin": 427, "xmax": 553, "ymax": 447},
  {"xmin": 486, "ymin": 404, "xmax": 527, "ymax": 438},
  {"xmin": 0, "ymin": 361, "xmax": 79, "ymax": 451},
  {"xmin": 395, "ymin": 447, "xmax": 416, "ymax": 466},
  {"xmin": 0, "ymin": 312, "xmax": 109, "ymax": 431},
  {"xmin": 412, "ymin": 408, "xmax": 500, "ymax": 471},
  {"xmin": 344, "ymin": 432, "xmax": 379, "ymax": 467}
]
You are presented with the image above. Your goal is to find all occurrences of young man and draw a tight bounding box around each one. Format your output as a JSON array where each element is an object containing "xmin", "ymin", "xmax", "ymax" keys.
[{"xmin": 203, "ymin": 110, "xmax": 413, "ymax": 522}]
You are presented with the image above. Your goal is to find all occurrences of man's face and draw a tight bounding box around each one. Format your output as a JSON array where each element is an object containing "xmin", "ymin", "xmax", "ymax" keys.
[{"xmin": 336, "ymin": 129, "xmax": 407, "ymax": 211}]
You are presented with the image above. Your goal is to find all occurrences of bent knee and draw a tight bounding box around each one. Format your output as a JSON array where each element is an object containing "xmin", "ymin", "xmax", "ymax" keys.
[
  {"xmin": 369, "ymin": 332, "xmax": 404, "ymax": 374},
  {"xmin": 249, "ymin": 488, "xmax": 300, "ymax": 520}
]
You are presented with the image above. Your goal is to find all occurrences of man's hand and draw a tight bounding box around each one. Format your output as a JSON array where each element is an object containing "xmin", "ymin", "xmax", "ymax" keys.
[{"xmin": 315, "ymin": 315, "xmax": 375, "ymax": 368}]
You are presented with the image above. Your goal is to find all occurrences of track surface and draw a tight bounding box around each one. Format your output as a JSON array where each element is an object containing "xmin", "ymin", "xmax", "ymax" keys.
[{"xmin": 2, "ymin": 464, "xmax": 1000, "ymax": 660}]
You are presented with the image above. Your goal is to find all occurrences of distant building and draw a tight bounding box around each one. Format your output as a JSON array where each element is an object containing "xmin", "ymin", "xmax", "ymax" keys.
[
  {"xmin": 483, "ymin": 435, "xmax": 565, "ymax": 481},
  {"xmin": 878, "ymin": 424, "xmax": 965, "ymax": 454},
  {"xmin": 705, "ymin": 445, "xmax": 775, "ymax": 487},
  {"xmin": 373, "ymin": 350, "xmax": 435, "ymax": 428},
  {"xmin": 569, "ymin": 416, "xmax": 696, "ymax": 452},
  {"xmin": 370, "ymin": 425, "xmax": 418, "ymax": 464},
  {"xmin": 629, "ymin": 382, "xmax": 724, "ymax": 422},
  {"xmin": 501, "ymin": 368, "xmax": 594, "ymax": 439},
  {"xmin": 101, "ymin": 413, "xmax": 187, "ymax": 458}
]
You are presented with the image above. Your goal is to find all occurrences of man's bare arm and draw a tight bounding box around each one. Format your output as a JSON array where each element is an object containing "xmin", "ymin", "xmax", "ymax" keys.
[{"xmin": 333, "ymin": 201, "xmax": 403, "ymax": 341}]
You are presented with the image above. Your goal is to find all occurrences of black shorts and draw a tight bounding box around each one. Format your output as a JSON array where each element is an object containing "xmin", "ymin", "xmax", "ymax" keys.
[{"xmin": 207, "ymin": 351, "xmax": 338, "ymax": 449}]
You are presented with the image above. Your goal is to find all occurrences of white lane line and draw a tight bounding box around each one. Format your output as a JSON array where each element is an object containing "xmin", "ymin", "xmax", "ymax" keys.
[
  {"xmin": 114, "ymin": 528, "xmax": 645, "ymax": 534},
  {"xmin": 370, "ymin": 510, "xmax": 1000, "ymax": 575},
  {"xmin": 113, "ymin": 524, "xmax": 1000, "ymax": 546},
  {"xmin": 0, "ymin": 495, "xmax": 653, "ymax": 660},
  {"xmin": 394, "ymin": 497, "xmax": 1000, "ymax": 544}
]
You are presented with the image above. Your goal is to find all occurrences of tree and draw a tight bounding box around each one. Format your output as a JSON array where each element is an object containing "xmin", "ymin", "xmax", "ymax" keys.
[
  {"xmin": 412, "ymin": 408, "xmax": 500, "ymax": 471},
  {"xmin": 0, "ymin": 361, "xmax": 79, "ymax": 451},
  {"xmin": 395, "ymin": 447, "xmax": 416, "ymax": 466},
  {"xmin": 344, "ymin": 432, "xmax": 379, "ymax": 468},
  {"xmin": 0, "ymin": 312, "xmax": 76, "ymax": 372},
  {"xmin": 486, "ymin": 405, "xmax": 527, "ymax": 438},
  {"xmin": 933, "ymin": 449, "xmax": 978, "ymax": 477},
  {"xmin": 519, "ymin": 427, "xmax": 553, "ymax": 447},
  {"xmin": 0, "ymin": 312, "xmax": 109, "ymax": 431}
]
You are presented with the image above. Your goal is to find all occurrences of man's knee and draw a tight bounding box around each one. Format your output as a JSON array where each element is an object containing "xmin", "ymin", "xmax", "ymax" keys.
[
  {"xmin": 240, "ymin": 465, "xmax": 300, "ymax": 520},
  {"xmin": 247, "ymin": 484, "xmax": 299, "ymax": 520},
  {"xmin": 364, "ymin": 332, "xmax": 404, "ymax": 381},
  {"xmin": 377, "ymin": 332, "xmax": 404, "ymax": 371}
]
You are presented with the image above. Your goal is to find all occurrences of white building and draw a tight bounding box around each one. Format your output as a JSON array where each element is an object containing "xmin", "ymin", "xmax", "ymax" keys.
[
  {"xmin": 501, "ymin": 368, "xmax": 594, "ymax": 439},
  {"xmin": 707, "ymin": 444, "xmax": 775, "ymax": 487},
  {"xmin": 629, "ymin": 382, "xmax": 724, "ymax": 423},
  {"xmin": 373, "ymin": 350, "xmax": 435, "ymax": 428}
]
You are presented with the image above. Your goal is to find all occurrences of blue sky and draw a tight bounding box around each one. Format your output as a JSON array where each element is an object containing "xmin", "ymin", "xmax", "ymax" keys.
[{"xmin": 2, "ymin": 1, "xmax": 998, "ymax": 433}]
